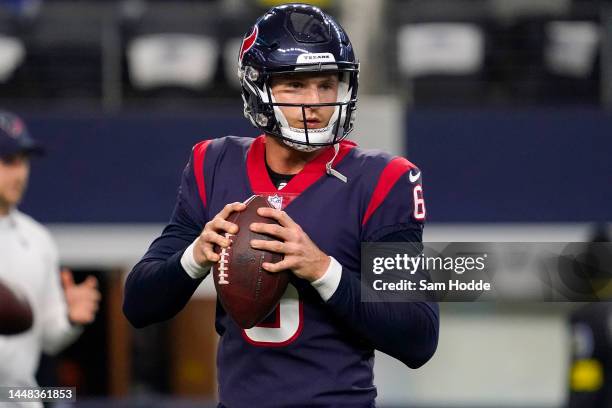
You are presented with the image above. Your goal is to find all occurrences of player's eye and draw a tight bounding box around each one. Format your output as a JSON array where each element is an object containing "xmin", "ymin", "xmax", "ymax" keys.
[
  {"xmin": 1, "ymin": 155, "xmax": 19, "ymax": 165},
  {"xmin": 287, "ymin": 82, "xmax": 303, "ymax": 89}
]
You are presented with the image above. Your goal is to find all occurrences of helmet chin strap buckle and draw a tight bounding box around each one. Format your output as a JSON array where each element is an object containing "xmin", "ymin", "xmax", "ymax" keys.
[
  {"xmin": 326, "ymin": 165, "xmax": 347, "ymax": 183},
  {"xmin": 280, "ymin": 138, "xmax": 348, "ymax": 182},
  {"xmin": 325, "ymin": 143, "xmax": 348, "ymax": 183}
]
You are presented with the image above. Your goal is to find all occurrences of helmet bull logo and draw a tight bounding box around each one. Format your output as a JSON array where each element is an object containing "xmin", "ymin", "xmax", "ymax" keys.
[{"xmin": 239, "ymin": 25, "xmax": 259, "ymax": 63}]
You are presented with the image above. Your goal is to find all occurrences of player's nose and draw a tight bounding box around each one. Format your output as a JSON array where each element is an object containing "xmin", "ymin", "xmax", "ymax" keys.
[{"xmin": 303, "ymin": 84, "xmax": 322, "ymax": 106}]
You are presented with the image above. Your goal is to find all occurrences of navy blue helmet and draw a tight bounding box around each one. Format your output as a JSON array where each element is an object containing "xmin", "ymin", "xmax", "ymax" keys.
[
  {"xmin": 238, "ymin": 4, "xmax": 359, "ymax": 150},
  {"xmin": 0, "ymin": 111, "xmax": 43, "ymax": 159}
]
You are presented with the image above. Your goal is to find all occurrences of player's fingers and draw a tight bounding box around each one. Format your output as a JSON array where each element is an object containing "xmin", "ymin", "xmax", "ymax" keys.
[
  {"xmin": 78, "ymin": 299, "xmax": 98, "ymax": 312},
  {"xmin": 60, "ymin": 270, "xmax": 75, "ymax": 288},
  {"xmin": 77, "ymin": 287, "xmax": 101, "ymax": 302},
  {"xmin": 83, "ymin": 276, "xmax": 98, "ymax": 288},
  {"xmin": 201, "ymin": 230, "xmax": 231, "ymax": 248},
  {"xmin": 219, "ymin": 202, "xmax": 247, "ymax": 220},
  {"xmin": 210, "ymin": 217, "xmax": 239, "ymax": 235},
  {"xmin": 262, "ymin": 259, "xmax": 293, "ymax": 273},
  {"xmin": 250, "ymin": 223, "xmax": 290, "ymax": 241},
  {"xmin": 256, "ymin": 208, "xmax": 298, "ymax": 228},
  {"xmin": 89, "ymin": 289, "xmax": 102, "ymax": 302},
  {"xmin": 200, "ymin": 241, "xmax": 220, "ymax": 263},
  {"xmin": 250, "ymin": 239, "xmax": 286, "ymax": 254}
]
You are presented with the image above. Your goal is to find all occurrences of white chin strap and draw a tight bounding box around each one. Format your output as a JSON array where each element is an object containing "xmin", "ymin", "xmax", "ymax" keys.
[{"xmin": 282, "ymin": 139, "xmax": 322, "ymax": 152}]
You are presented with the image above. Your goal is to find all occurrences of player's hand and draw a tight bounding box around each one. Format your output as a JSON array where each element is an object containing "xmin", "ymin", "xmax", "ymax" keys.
[
  {"xmin": 249, "ymin": 208, "xmax": 330, "ymax": 282},
  {"xmin": 193, "ymin": 202, "xmax": 246, "ymax": 267},
  {"xmin": 61, "ymin": 269, "xmax": 101, "ymax": 325}
]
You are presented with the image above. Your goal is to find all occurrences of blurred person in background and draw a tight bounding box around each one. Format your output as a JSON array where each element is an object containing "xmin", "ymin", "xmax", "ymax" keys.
[
  {"xmin": 0, "ymin": 111, "xmax": 101, "ymax": 406},
  {"xmin": 124, "ymin": 4, "xmax": 438, "ymax": 407}
]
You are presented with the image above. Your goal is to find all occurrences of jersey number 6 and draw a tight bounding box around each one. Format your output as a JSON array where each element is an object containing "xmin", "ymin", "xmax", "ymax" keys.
[{"xmin": 413, "ymin": 184, "xmax": 426, "ymax": 220}]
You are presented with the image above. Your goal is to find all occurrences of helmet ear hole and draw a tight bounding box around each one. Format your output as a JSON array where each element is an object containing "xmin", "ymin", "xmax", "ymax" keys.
[{"xmin": 255, "ymin": 114, "xmax": 269, "ymax": 127}]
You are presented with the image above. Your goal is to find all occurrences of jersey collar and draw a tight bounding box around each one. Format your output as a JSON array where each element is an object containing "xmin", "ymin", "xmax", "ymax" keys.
[{"xmin": 246, "ymin": 135, "xmax": 355, "ymax": 208}]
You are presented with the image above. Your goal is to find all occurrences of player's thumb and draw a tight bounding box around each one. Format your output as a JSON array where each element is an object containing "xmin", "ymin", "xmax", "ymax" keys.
[
  {"xmin": 83, "ymin": 276, "xmax": 98, "ymax": 288},
  {"xmin": 61, "ymin": 269, "xmax": 75, "ymax": 289}
]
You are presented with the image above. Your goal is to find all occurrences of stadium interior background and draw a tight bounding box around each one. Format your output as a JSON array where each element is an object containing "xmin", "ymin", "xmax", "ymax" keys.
[{"xmin": 1, "ymin": 0, "xmax": 611, "ymax": 406}]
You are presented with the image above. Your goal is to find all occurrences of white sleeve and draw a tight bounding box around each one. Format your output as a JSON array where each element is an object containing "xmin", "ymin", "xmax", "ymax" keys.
[
  {"xmin": 180, "ymin": 240, "xmax": 211, "ymax": 279},
  {"xmin": 40, "ymin": 236, "xmax": 82, "ymax": 355},
  {"xmin": 310, "ymin": 256, "xmax": 343, "ymax": 302}
]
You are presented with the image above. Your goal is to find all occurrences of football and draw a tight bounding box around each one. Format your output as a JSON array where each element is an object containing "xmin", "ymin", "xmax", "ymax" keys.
[
  {"xmin": 0, "ymin": 278, "xmax": 33, "ymax": 335},
  {"xmin": 213, "ymin": 195, "xmax": 290, "ymax": 329}
]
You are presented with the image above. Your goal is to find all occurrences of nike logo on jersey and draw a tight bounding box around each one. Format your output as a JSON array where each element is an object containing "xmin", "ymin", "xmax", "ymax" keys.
[{"xmin": 408, "ymin": 169, "xmax": 421, "ymax": 183}]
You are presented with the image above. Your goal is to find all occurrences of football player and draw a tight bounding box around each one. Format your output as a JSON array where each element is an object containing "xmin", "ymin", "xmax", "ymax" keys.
[{"xmin": 124, "ymin": 4, "xmax": 439, "ymax": 407}]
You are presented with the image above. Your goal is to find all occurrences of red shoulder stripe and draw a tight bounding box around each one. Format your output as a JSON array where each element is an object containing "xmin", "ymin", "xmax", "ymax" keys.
[
  {"xmin": 361, "ymin": 157, "xmax": 416, "ymax": 226},
  {"xmin": 192, "ymin": 140, "xmax": 212, "ymax": 208}
]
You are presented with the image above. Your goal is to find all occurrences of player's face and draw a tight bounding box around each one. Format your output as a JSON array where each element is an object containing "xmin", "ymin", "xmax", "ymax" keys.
[
  {"xmin": 0, "ymin": 153, "xmax": 30, "ymax": 212},
  {"xmin": 270, "ymin": 73, "xmax": 339, "ymax": 129}
]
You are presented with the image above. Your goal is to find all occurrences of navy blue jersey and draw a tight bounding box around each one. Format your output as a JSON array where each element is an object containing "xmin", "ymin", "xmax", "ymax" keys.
[{"xmin": 124, "ymin": 135, "xmax": 439, "ymax": 407}]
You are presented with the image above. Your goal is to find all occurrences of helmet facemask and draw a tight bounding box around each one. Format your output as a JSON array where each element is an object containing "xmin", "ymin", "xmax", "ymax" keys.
[{"xmin": 240, "ymin": 63, "xmax": 359, "ymax": 151}]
